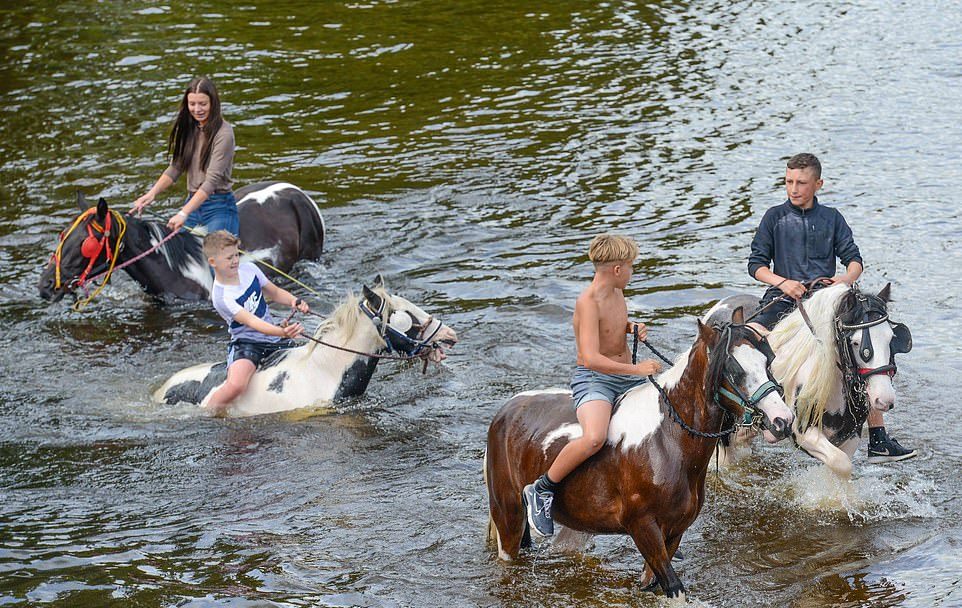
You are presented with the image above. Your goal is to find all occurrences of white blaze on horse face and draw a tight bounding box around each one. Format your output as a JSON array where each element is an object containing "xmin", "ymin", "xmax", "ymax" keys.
[
  {"xmin": 731, "ymin": 344, "xmax": 793, "ymax": 443},
  {"xmin": 851, "ymin": 322, "xmax": 897, "ymax": 411}
]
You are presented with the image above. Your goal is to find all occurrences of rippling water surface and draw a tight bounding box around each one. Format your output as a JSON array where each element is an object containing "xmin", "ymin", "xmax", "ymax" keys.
[{"xmin": 1, "ymin": 1, "xmax": 960, "ymax": 606}]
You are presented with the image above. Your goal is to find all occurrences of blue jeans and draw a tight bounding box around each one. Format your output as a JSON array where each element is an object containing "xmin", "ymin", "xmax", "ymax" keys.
[{"xmin": 184, "ymin": 191, "xmax": 239, "ymax": 235}]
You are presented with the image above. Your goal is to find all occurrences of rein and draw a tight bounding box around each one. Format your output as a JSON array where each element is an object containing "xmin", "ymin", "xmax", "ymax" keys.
[
  {"xmin": 633, "ymin": 326, "xmax": 744, "ymax": 440},
  {"xmin": 743, "ymin": 277, "xmax": 833, "ymax": 334}
]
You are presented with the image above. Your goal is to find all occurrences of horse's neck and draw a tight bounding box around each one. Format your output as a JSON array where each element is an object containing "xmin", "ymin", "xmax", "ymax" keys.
[
  {"xmin": 309, "ymin": 315, "xmax": 385, "ymax": 399},
  {"xmin": 119, "ymin": 219, "xmax": 211, "ymax": 299},
  {"xmin": 661, "ymin": 347, "xmax": 725, "ymax": 460}
]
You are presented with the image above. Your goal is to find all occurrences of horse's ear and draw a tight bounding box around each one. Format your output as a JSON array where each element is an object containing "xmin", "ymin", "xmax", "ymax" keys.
[
  {"xmin": 877, "ymin": 283, "xmax": 892, "ymax": 303},
  {"xmin": 95, "ymin": 197, "xmax": 109, "ymax": 223},
  {"xmin": 362, "ymin": 285, "xmax": 383, "ymax": 312},
  {"xmin": 697, "ymin": 319, "xmax": 717, "ymax": 347},
  {"xmin": 76, "ymin": 191, "xmax": 88, "ymax": 212},
  {"xmin": 731, "ymin": 306, "xmax": 745, "ymax": 325},
  {"xmin": 373, "ymin": 273, "xmax": 384, "ymax": 288}
]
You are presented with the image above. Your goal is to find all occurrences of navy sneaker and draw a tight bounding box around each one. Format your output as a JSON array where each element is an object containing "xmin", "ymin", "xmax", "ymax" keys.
[
  {"xmin": 522, "ymin": 483, "xmax": 554, "ymax": 537},
  {"xmin": 867, "ymin": 435, "xmax": 918, "ymax": 463}
]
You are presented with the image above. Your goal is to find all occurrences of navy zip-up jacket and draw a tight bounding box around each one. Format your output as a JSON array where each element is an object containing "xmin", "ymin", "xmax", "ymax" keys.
[{"xmin": 748, "ymin": 197, "xmax": 862, "ymax": 301}]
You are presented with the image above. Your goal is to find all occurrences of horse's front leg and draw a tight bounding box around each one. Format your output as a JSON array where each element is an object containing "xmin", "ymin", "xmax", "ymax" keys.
[
  {"xmin": 795, "ymin": 426, "xmax": 853, "ymax": 479},
  {"xmin": 627, "ymin": 518, "xmax": 685, "ymax": 599}
]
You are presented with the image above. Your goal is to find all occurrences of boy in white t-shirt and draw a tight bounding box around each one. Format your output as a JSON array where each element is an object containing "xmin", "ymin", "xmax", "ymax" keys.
[{"xmin": 204, "ymin": 230, "xmax": 309, "ymax": 415}]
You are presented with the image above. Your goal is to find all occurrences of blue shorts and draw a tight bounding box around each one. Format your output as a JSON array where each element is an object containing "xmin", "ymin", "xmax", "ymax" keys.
[
  {"xmin": 184, "ymin": 191, "xmax": 239, "ymax": 236},
  {"xmin": 227, "ymin": 339, "xmax": 297, "ymax": 367},
  {"xmin": 570, "ymin": 365, "xmax": 648, "ymax": 409}
]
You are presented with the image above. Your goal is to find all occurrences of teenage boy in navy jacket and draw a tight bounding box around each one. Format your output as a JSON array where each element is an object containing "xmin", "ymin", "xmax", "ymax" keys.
[{"xmin": 748, "ymin": 153, "xmax": 916, "ymax": 463}]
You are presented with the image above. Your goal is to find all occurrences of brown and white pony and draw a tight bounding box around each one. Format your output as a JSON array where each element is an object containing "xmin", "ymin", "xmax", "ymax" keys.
[{"xmin": 484, "ymin": 310, "xmax": 793, "ymax": 599}]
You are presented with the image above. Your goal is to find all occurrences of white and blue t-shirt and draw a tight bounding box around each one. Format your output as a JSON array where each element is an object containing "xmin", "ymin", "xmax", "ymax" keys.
[{"xmin": 211, "ymin": 262, "xmax": 279, "ymax": 344}]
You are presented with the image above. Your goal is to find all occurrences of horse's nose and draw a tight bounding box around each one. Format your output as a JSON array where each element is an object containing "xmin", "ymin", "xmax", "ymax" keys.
[{"xmin": 772, "ymin": 417, "xmax": 790, "ymax": 439}]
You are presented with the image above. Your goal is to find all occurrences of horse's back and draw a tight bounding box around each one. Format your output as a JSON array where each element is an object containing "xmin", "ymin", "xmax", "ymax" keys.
[
  {"xmin": 235, "ymin": 182, "xmax": 325, "ymax": 265},
  {"xmin": 154, "ymin": 362, "xmax": 227, "ymax": 405},
  {"xmin": 487, "ymin": 389, "xmax": 576, "ymax": 490},
  {"xmin": 702, "ymin": 293, "xmax": 761, "ymax": 326}
]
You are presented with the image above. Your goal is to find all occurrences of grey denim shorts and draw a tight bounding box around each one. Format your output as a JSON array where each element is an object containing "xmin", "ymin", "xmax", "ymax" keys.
[{"xmin": 570, "ymin": 365, "xmax": 648, "ymax": 409}]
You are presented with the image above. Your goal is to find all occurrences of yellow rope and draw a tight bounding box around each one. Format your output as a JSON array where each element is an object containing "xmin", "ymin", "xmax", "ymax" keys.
[{"xmin": 72, "ymin": 210, "xmax": 127, "ymax": 311}]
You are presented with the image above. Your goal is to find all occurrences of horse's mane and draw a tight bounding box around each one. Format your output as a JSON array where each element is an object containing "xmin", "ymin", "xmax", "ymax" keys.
[
  {"xmin": 704, "ymin": 327, "xmax": 730, "ymax": 403},
  {"xmin": 766, "ymin": 283, "xmax": 850, "ymax": 430},
  {"xmin": 305, "ymin": 286, "xmax": 392, "ymax": 356},
  {"xmin": 142, "ymin": 220, "xmax": 205, "ymax": 266}
]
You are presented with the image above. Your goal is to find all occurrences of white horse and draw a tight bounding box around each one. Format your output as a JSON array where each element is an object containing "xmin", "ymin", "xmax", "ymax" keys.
[
  {"xmin": 703, "ymin": 283, "xmax": 911, "ymax": 478},
  {"xmin": 154, "ymin": 278, "xmax": 458, "ymax": 417}
]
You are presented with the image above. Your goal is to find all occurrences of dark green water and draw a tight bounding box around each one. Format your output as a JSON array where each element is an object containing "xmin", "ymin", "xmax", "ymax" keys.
[{"xmin": 1, "ymin": 1, "xmax": 960, "ymax": 606}]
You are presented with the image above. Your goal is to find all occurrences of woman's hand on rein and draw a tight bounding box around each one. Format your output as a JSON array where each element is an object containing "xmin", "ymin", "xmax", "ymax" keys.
[
  {"xmin": 166, "ymin": 212, "xmax": 186, "ymax": 232},
  {"xmin": 131, "ymin": 193, "xmax": 154, "ymax": 216}
]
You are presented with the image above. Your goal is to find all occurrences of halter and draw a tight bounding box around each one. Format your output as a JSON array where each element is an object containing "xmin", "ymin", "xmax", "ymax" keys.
[
  {"xmin": 358, "ymin": 298, "xmax": 445, "ymax": 357},
  {"xmin": 832, "ymin": 288, "xmax": 912, "ymax": 438},
  {"xmin": 640, "ymin": 323, "xmax": 784, "ymax": 439},
  {"xmin": 713, "ymin": 324, "xmax": 784, "ymax": 428},
  {"xmin": 50, "ymin": 208, "xmax": 127, "ymax": 310}
]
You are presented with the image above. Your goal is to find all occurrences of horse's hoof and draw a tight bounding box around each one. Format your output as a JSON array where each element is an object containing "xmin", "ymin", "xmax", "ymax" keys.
[{"xmin": 672, "ymin": 549, "xmax": 685, "ymax": 561}]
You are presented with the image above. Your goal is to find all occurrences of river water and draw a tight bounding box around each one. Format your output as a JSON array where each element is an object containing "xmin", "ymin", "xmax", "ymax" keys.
[{"xmin": 1, "ymin": 1, "xmax": 960, "ymax": 606}]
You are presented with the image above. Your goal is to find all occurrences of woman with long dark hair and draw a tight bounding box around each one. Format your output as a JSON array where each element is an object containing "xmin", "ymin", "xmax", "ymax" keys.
[{"xmin": 132, "ymin": 76, "xmax": 238, "ymax": 234}]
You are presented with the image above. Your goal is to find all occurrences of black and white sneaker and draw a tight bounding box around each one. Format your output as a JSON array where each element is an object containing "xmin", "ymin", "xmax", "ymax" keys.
[
  {"xmin": 522, "ymin": 483, "xmax": 554, "ymax": 537},
  {"xmin": 867, "ymin": 436, "xmax": 918, "ymax": 463}
]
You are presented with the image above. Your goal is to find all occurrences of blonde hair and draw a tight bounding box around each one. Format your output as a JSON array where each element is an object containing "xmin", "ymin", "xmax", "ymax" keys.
[
  {"xmin": 203, "ymin": 230, "xmax": 240, "ymax": 258},
  {"xmin": 588, "ymin": 233, "xmax": 638, "ymax": 266}
]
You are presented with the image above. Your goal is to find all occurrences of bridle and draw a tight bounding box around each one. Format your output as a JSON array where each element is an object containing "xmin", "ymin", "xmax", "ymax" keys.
[
  {"xmin": 641, "ymin": 323, "xmax": 784, "ymax": 439},
  {"xmin": 834, "ymin": 289, "xmax": 912, "ymax": 423},
  {"xmin": 713, "ymin": 324, "xmax": 784, "ymax": 430},
  {"xmin": 49, "ymin": 208, "xmax": 127, "ymax": 309},
  {"xmin": 358, "ymin": 297, "xmax": 447, "ymax": 357}
]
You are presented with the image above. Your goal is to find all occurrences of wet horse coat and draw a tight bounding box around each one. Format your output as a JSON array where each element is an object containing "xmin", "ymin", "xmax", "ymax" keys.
[
  {"xmin": 485, "ymin": 314, "xmax": 792, "ymax": 598},
  {"xmin": 703, "ymin": 283, "xmax": 911, "ymax": 477},
  {"xmin": 154, "ymin": 282, "xmax": 457, "ymax": 417},
  {"xmin": 38, "ymin": 181, "xmax": 325, "ymax": 303}
]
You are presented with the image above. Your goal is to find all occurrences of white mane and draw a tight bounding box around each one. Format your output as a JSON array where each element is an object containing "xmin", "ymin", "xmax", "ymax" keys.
[
  {"xmin": 766, "ymin": 283, "xmax": 849, "ymax": 430},
  {"xmin": 305, "ymin": 286, "xmax": 394, "ymax": 357}
]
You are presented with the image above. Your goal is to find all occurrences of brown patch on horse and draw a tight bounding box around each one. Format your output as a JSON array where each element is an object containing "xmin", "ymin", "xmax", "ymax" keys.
[{"xmin": 486, "ymin": 322, "xmax": 738, "ymax": 598}]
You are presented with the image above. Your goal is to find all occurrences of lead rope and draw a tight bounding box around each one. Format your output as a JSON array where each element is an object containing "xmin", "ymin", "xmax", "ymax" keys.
[{"xmin": 631, "ymin": 324, "xmax": 735, "ymax": 439}]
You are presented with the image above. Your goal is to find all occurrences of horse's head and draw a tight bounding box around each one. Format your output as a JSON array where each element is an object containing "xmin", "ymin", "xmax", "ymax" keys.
[
  {"xmin": 38, "ymin": 193, "xmax": 124, "ymax": 303},
  {"xmin": 360, "ymin": 276, "xmax": 458, "ymax": 362},
  {"xmin": 836, "ymin": 283, "xmax": 912, "ymax": 412},
  {"xmin": 704, "ymin": 307, "xmax": 794, "ymax": 442}
]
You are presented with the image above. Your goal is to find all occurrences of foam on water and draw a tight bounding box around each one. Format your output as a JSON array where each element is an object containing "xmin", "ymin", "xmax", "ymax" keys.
[{"xmin": 782, "ymin": 465, "xmax": 938, "ymax": 524}]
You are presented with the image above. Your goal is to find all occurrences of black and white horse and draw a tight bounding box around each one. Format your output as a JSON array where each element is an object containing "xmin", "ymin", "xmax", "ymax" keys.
[
  {"xmin": 703, "ymin": 283, "xmax": 912, "ymax": 477},
  {"xmin": 154, "ymin": 278, "xmax": 458, "ymax": 417},
  {"xmin": 38, "ymin": 181, "xmax": 325, "ymax": 303}
]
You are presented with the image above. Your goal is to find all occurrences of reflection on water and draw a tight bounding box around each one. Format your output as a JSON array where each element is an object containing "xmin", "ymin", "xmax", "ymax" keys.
[{"xmin": 1, "ymin": 0, "xmax": 961, "ymax": 606}]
